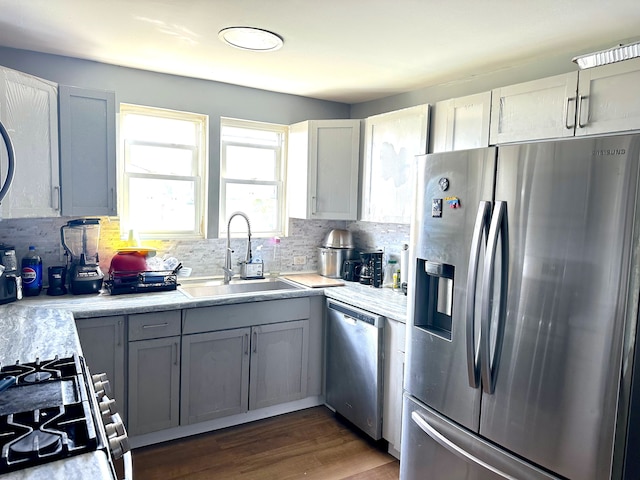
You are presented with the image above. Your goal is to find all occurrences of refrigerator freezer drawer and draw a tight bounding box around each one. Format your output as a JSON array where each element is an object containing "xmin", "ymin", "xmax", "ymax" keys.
[{"xmin": 400, "ymin": 394, "xmax": 560, "ymax": 480}]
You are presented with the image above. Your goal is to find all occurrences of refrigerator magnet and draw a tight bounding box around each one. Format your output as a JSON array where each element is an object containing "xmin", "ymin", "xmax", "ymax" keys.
[
  {"xmin": 446, "ymin": 196, "xmax": 461, "ymax": 208},
  {"xmin": 432, "ymin": 198, "xmax": 443, "ymax": 217}
]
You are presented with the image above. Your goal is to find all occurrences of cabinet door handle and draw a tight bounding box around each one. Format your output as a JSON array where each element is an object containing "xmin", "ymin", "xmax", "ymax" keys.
[
  {"xmin": 244, "ymin": 333, "xmax": 249, "ymax": 355},
  {"xmin": 53, "ymin": 185, "xmax": 60, "ymax": 211},
  {"xmin": 311, "ymin": 196, "xmax": 317, "ymax": 215},
  {"xmin": 117, "ymin": 320, "xmax": 123, "ymax": 347},
  {"xmin": 253, "ymin": 331, "xmax": 258, "ymax": 353},
  {"xmin": 577, "ymin": 95, "xmax": 589, "ymax": 128},
  {"xmin": 565, "ymin": 96, "xmax": 576, "ymax": 129},
  {"xmin": 110, "ymin": 187, "xmax": 115, "ymax": 213},
  {"xmin": 173, "ymin": 342, "xmax": 178, "ymax": 365},
  {"xmin": 142, "ymin": 322, "xmax": 169, "ymax": 329}
]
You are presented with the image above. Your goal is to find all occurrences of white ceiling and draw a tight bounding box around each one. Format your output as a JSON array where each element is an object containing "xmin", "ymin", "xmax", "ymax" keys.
[{"xmin": 0, "ymin": 0, "xmax": 639, "ymax": 104}]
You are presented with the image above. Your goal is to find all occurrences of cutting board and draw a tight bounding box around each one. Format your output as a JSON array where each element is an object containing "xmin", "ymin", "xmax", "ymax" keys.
[{"xmin": 283, "ymin": 273, "xmax": 345, "ymax": 288}]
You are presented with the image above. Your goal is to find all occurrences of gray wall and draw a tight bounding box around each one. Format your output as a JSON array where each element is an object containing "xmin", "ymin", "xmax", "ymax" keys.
[
  {"xmin": 0, "ymin": 46, "xmax": 350, "ymax": 239},
  {"xmin": 350, "ymin": 35, "xmax": 640, "ymax": 119}
]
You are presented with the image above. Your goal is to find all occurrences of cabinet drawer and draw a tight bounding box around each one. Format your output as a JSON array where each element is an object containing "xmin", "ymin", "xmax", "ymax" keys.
[
  {"xmin": 183, "ymin": 297, "xmax": 310, "ymax": 334},
  {"xmin": 129, "ymin": 311, "xmax": 181, "ymax": 341}
]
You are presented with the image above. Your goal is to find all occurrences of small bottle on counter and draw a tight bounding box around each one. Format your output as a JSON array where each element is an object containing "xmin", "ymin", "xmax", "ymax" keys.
[
  {"xmin": 393, "ymin": 268, "xmax": 401, "ymax": 290},
  {"xmin": 21, "ymin": 246, "xmax": 43, "ymax": 296},
  {"xmin": 269, "ymin": 237, "xmax": 281, "ymax": 277},
  {"xmin": 383, "ymin": 259, "xmax": 398, "ymax": 288}
]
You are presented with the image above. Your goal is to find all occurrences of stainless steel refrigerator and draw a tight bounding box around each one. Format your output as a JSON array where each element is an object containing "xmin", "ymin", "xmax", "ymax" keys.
[{"xmin": 401, "ymin": 134, "xmax": 640, "ymax": 480}]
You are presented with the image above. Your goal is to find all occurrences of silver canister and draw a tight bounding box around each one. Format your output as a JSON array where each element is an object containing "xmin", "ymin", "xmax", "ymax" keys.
[
  {"xmin": 318, "ymin": 229, "xmax": 357, "ymax": 278},
  {"xmin": 317, "ymin": 247, "xmax": 357, "ymax": 278}
]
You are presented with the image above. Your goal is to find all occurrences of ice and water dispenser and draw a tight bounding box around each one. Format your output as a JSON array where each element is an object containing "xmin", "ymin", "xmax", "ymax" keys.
[{"xmin": 414, "ymin": 258, "xmax": 455, "ymax": 340}]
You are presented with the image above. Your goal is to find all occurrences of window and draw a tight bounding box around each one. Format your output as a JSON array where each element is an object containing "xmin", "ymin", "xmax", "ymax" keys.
[
  {"xmin": 220, "ymin": 118, "xmax": 286, "ymax": 237},
  {"xmin": 119, "ymin": 104, "xmax": 208, "ymax": 239}
]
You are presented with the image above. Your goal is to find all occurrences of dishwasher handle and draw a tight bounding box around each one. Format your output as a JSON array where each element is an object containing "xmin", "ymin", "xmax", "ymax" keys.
[{"xmin": 327, "ymin": 300, "xmax": 384, "ymax": 328}]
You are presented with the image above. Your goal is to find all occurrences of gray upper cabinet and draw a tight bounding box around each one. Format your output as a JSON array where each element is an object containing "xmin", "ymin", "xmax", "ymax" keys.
[
  {"xmin": 430, "ymin": 92, "xmax": 491, "ymax": 153},
  {"xmin": 490, "ymin": 58, "xmax": 640, "ymax": 144},
  {"xmin": 361, "ymin": 104, "xmax": 429, "ymax": 224},
  {"xmin": 0, "ymin": 66, "xmax": 60, "ymax": 218},
  {"xmin": 59, "ymin": 85, "xmax": 116, "ymax": 216},
  {"xmin": 287, "ymin": 119, "xmax": 360, "ymax": 220}
]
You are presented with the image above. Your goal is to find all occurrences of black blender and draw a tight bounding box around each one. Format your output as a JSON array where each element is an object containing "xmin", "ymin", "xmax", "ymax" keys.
[{"xmin": 60, "ymin": 218, "xmax": 104, "ymax": 294}]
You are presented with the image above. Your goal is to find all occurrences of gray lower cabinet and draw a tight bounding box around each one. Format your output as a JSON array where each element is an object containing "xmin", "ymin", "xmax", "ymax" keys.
[
  {"xmin": 180, "ymin": 319, "xmax": 310, "ymax": 425},
  {"xmin": 128, "ymin": 336, "xmax": 181, "ymax": 436},
  {"xmin": 127, "ymin": 311, "xmax": 181, "ymax": 436},
  {"xmin": 180, "ymin": 327, "xmax": 250, "ymax": 424},
  {"xmin": 127, "ymin": 298, "xmax": 322, "ymax": 440},
  {"xmin": 75, "ymin": 315, "xmax": 126, "ymax": 421},
  {"xmin": 249, "ymin": 320, "xmax": 309, "ymax": 410},
  {"xmin": 180, "ymin": 298, "xmax": 316, "ymax": 426}
]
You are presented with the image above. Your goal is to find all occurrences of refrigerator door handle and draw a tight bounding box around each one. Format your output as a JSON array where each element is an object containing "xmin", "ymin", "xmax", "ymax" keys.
[
  {"xmin": 411, "ymin": 410, "xmax": 517, "ymax": 480},
  {"xmin": 480, "ymin": 200, "xmax": 509, "ymax": 394},
  {"xmin": 465, "ymin": 201, "xmax": 491, "ymax": 388}
]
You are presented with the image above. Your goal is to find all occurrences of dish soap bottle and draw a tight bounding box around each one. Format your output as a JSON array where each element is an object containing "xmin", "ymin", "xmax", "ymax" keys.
[
  {"xmin": 383, "ymin": 259, "xmax": 398, "ymax": 288},
  {"xmin": 22, "ymin": 246, "xmax": 43, "ymax": 296}
]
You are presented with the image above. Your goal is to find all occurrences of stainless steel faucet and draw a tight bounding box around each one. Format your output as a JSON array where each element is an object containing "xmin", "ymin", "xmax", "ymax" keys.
[{"xmin": 223, "ymin": 211, "xmax": 252, "ymax": 283}]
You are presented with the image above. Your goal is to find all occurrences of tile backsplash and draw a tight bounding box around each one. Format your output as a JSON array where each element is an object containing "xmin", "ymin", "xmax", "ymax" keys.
[{"xmin": 0, "ymin": 216, "xmax": 410, "ymax": 284}]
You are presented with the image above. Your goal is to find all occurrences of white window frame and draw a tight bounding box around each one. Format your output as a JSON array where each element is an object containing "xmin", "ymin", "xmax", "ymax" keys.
[
  {"xmin": 219, "ymin": 117, "xmax": 287, "ymax": 238},
  {"xmin": 119, "ymin": 103, "xmax": 208, "ymax": 240}
]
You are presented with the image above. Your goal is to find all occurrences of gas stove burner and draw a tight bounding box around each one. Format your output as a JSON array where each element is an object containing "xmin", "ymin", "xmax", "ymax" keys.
[
  {"xmin": 23, "ymin": 371, "xmax": 52, "ymax": 383},
  {"xmin": 9, "ymin": 429, "xmax": 62, "ymax": 455},
  {"xmin": 0, "ymin": 355, "xmax": 81, "ymax": 386},
  {"xmin": 0, "ymin": 355, "xmax": 103, "ymax": 474}
]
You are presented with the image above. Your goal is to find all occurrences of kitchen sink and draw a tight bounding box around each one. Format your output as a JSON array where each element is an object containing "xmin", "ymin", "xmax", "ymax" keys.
[{"xmin": 178, "ymin": 277, "xmax": 304, "ymax": 298}]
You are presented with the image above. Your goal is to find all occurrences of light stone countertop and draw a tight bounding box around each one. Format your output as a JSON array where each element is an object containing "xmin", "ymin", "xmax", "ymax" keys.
[
  {"xmin": 0, "ymin": 304, "xmax": 80, "ymax": 363},
  {"xmin": 16, "ymin": 277, "xmax": 408, "ymax": 323},
  {"xmin": 0, "ymin": 304, "xmax": 115, "ymax": 480},
  {"xmin": 0, "ymin": 278, "xmax": 407, "ymax": 478},
  {"xmin": 323, "ymin": 282, "xmax": 408, "ymax": 322}
]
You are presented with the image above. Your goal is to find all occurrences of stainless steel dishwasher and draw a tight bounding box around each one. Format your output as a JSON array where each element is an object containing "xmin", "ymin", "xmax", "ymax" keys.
[{"xmin": 325, "ymin": 298, "xmax": 384, "ymax": 440}]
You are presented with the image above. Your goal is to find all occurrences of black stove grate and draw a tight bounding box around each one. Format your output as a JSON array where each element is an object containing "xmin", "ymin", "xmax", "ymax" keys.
[{"xmin": 0, "ymin": 355, "xmax": 102, "ymax": 474}]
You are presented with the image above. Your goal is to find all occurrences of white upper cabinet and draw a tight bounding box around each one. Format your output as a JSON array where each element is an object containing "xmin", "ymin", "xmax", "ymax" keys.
[
  {"xmin": 575, "ymin": 58, "xmax": 640, "ymax": 136},
  {"xmin": 361, "ymin": 104, "xmax": 429, "ymax": 224},
  {"xmin": 0, "ymin": 66, "xmax": 60, "ymax": 218},
  {"xmin": 490, "ymin": 58, "xmax": 640, "ymax": 144},
  {"xmin": 490, "ymin": 72, "xmax": 578, "ymax": 144},
  {"xmin": 287, "ymin": 119, "xmax": 360, "ymax": 221},
  {"xmin": 431, "ymin": 91, "xmax": 491, "ymax": 153}
]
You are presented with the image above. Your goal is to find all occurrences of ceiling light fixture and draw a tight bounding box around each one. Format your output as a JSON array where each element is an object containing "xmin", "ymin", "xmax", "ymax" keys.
[
  {"xmin": 572, "ymin": 41, "xmax": 640, "ymax": 69},
  {"xmin": 218, "ymin": 27, "xmax": 283, "ymax": 52}
]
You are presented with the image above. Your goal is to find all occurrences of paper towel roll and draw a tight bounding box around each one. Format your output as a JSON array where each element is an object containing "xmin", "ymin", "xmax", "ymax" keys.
[{"xmin": 400, "ymin": 244, "xmax": 409, "ymax": 284}]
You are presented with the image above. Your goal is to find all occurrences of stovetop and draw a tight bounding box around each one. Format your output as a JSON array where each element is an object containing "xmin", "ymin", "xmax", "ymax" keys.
[{"xmin": 0, "ymin": 355, "xmax": 103, "ymax": 474}]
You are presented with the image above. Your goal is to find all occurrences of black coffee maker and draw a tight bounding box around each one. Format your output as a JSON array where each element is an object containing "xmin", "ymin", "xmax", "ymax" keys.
[
  {"xmin": 359, "ymin": 250, "xmax": 384, "ymax": 287},
  {"xmin": 0, "ymin": 244, "xmax": 21, "ymax": 304},
  {"xmin": 47, "ymin": 266, "xmax": 67, "ymax": 296},
  {"xmin": 342, "ymin": 259, "xmax": 362, "ymax": 282}
]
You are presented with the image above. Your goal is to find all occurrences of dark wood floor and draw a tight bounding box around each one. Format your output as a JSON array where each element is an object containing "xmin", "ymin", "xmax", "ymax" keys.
[{"xmin": 130, "ymin": 406, "xmax": 399, "ymax": 480}]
